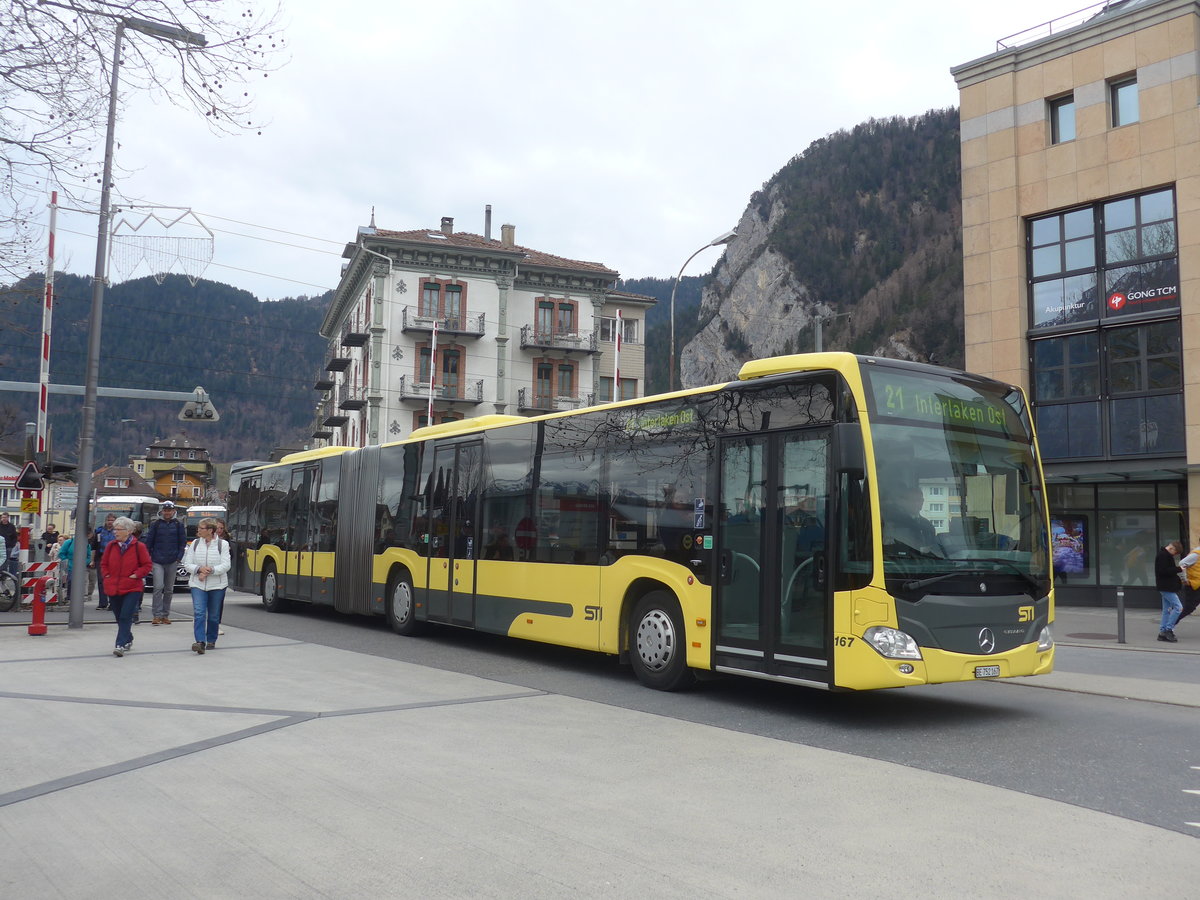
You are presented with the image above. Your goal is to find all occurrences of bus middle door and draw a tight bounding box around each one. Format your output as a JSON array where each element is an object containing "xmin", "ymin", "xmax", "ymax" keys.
[
  {"xmin": 284, "ymin": 465, "xmax": 317, "ymax": 603},
  {"xmin": 426, "ymin": 442, "xmax": 481, "ymax": 627}
]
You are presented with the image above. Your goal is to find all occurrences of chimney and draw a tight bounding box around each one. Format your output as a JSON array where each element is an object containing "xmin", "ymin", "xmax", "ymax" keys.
[
  {"xmin": 500, "ymin": 223, "xmax": 515, "ymax": 249},
  {"xmin": 485, "ymin": 205, "xmax": 492, "ymax": 241},
  {"xmin": 440, "ymin": 216, "xmax": 454, "ymax": 236}
]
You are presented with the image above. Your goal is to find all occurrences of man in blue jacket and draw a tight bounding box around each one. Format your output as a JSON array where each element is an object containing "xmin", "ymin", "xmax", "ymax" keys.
[{"xmin": 144, "ymin": 501, "xmax": 186, "ymax": 625}]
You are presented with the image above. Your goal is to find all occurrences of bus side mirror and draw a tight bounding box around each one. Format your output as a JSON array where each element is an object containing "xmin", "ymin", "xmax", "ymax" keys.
[{"xmin": 834, "ymin": 423, "xmax": 864, "ymax": 478}]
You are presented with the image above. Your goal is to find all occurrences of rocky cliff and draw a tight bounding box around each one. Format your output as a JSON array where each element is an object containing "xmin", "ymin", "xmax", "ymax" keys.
[{"xmin": 680, "ymin": 109, "xmax": 964, "ymax": 386}]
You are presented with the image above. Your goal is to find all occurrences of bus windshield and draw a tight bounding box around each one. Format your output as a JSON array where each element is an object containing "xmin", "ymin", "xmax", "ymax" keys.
[{"xmin": 865, "ymin": 366, "xmax": 1050, "ymax": 600}]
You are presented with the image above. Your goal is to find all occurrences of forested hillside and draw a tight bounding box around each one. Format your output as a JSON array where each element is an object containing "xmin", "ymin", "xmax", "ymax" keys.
[
  {"xmin": 615, "ymin": 275, "xmax": 702, "ymax": 394},
  {"xmin": 0, "ymin": 273, "xmax": 329, "ymax": 464}
]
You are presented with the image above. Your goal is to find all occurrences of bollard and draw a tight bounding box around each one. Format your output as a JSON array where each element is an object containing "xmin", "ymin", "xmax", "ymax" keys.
[
  {"xmin": 27, "ymin": 577, "xmax": 49, "ymax": 636},
  {"xmin": 1116, "ymin": 586, "xmax": 1125, "ymax": 644}
]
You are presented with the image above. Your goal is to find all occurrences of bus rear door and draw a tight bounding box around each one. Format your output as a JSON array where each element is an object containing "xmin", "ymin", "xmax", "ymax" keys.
[{"xmin": 715, "ymin": 428, "xmax": 832, "ymax": 687}]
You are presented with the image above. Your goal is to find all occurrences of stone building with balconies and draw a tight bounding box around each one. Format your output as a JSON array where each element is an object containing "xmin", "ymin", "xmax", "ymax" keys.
[{"xmin": 314, "ymin": 211, "xmax": 653, "ymax": 446}]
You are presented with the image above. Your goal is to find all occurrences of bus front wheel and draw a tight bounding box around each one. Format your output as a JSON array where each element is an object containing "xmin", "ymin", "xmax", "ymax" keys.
[
  {"xmin": 386, "ymin": 570, "xmax": 423, "ymax": 636},
  {"xmin": 629, "ymin": 591, "xmax": 695, "ymax": 691},
  {"xmin": 261, "ymin": 564, "xmax": 288, "ymax": 613}
]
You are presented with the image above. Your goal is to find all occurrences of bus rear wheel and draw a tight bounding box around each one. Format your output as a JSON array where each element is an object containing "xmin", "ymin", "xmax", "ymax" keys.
[
  {"xmin": 386, "ymin": 569, "xmax": 423, "ymax": 636},
  {"xmin": 261, "ymin": 564, "xmax": 288, "ymax": 613},
  {"xmin": 629, "ymin": 591, "xmax": 694, "ymax": 691}
]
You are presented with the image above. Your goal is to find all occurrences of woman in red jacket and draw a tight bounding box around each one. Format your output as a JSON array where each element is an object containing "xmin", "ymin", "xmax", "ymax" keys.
[{"xmin": 101, "ymin": 516, "xmax": 152, "ymax": 657}]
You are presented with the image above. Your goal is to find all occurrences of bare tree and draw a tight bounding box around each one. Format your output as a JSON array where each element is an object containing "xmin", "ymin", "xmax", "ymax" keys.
[{"xmin": 0, "ymin": 0, "xmax": 286, "ymax": 283}]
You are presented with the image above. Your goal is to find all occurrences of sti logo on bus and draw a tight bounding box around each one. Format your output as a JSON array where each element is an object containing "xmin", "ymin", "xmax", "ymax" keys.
[
  {"xmin": 584, "ymin": 606, "xmax": 602, "ymax": 621},
  {"xmin": 1018, "ymin": 606, "xmax": 1035, "ymax": 622}
]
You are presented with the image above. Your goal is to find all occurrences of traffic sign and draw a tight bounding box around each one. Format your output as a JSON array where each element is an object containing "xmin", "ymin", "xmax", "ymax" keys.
[
  {"xmin": 15, "ymin": 461, "xmax": 45, "ymax": 491},
  {"xmin": 20, "ymin": 497, "xmax": 40, "ymax": 513}
]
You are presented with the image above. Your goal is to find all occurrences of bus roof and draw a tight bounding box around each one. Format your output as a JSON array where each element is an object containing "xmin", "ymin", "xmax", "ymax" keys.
[{"xmin": 275, "ymin": 446, "xmax": 353, "ymax": 466}]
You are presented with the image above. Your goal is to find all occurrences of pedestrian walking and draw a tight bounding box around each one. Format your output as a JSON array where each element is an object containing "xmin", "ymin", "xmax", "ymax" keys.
[
  {"xmin": 100, "ymin": 517, "xmax": 152, "ymax": 658},
  {"xmin": 53, "ymin": 535, "xmax": 74, "ymax": 600},
  {"xmin": 144, "ymin": 500, "xmax": 186, "ymax": 625},
  {"xmin": 215, "ymin": 518, "xmax": 229, "ymax": 635},
  {"xmin": 183, "ymin": 518, "xmax": 230, "ymax": 654},
  {"xmin": 1177, "ymin": 540, "xmax": 1200, "ymax": 627},
  {"xmin": 0, "ymin": 512, "xmax": 19, "ymax": 577},
  {"xmin": 92, "ymin": 514, "xmax": 118, "ymax": 609},
  {"xmin": 1154, "ymin": 539, "xmax": 1184, "ymax": 643}
]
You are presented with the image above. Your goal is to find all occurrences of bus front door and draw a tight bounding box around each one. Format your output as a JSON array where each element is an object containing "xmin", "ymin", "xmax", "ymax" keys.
[
  {"xmin": 715, "ymin": 429, "xmax": 831, "ymax": 687},
  {"xmin": 425, "ymin": 442, "xmax": 482, "ymax": 627}
]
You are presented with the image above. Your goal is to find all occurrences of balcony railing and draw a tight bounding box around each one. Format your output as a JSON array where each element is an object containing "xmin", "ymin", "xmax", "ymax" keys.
[
  {"xmin": 400, "ymin": 306, "xmax": 486, "ymax": 338},
  {"xmin": 338, "ymin": 381, "xmax": 367, "ymax": 411},
  {"xmin": 517, "ymin": 388, "xmax": 595, "ymax": 412},
  {"xmin": 519, "ymin": 325, "xmax": 597, "ymax": 354},
  {"xmin": 324, "ymin": 345, "xmax": 350, "ymax": 372},
  {"xmin": 340, "ymin": 321, "xmax": 370, "ymax": 347},
  {"xmin": 397, "ymin": 375, "xmax": 484, "ymax": 404}
]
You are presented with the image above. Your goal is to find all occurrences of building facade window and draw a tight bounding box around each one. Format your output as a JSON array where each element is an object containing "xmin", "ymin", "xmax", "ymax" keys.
[
  {"xmin": 536, "ymin": 301, "xmax": 554, "ymax": 337},
  {"xmin": 441, "ymin": 349, "xmax": 460, "ymax": 397},
  {"xmin": 599, "ymin": 376, "xmax": 638, "ymax": 401},
  {"xmin": 1028, "ymin": 187, "xmax": 1181, "ymax": 461},
  {"xmin": 420, "ymin": 282, "xmax": 440, "ymax": 317},
  {"xmin": 444, "ymin": 284, "xmax": 463, "ymax": 326},
  {"xmin": 1049, "ymin": 93, "xmax": 1075, "ymax": 143},
  {"xmin": 536, "ymin": 362, "xmax": 553, "ymax": 400},
  {"xmin": 598, "ymin": 316, "xmax": 640, "ymax": 344},
  {"xmin": 1110, "ymin": 76, "xmax": 1138, "ymax": 126},
  {"xmin": 556, "ymin": 363, "xmax": 574, "ymax": 397}
]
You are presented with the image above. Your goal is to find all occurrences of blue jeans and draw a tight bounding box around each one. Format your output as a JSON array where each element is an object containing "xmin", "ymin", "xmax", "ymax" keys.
[
  {"xmin": 191, "ymin": 587, "xmax": 226, "ymax": 644},
  {"xmin": 1159, "ymin": 590, "xmax": 1182, "ymax": 632},
  {"xmin": 111, "ymin": 592, "xmax": 140, "ymax": 649}
]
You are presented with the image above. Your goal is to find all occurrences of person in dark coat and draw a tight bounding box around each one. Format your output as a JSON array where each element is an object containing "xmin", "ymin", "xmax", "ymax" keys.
[
  {"xmin": 144, "ymin": 501, "xmax": 186, "ymax": 625},
  {"xmin": 1154, "ymin": 540, "xmax": 1184, "ymax": 643},
  {"xmin": 0, "ymin": 513, "xmax": 18, "ymax": 577}
]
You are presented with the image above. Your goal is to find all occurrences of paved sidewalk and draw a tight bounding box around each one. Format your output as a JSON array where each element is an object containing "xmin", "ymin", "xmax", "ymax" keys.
[{"xmin": 1, "ymin": 603, "xmax": 1197, "ymax": 897}]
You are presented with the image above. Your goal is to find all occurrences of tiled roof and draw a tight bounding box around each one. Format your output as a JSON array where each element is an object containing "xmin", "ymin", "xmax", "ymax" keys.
[{"xmin": 372, "ymin": 228, "xmax": 618, "ymax": 276}]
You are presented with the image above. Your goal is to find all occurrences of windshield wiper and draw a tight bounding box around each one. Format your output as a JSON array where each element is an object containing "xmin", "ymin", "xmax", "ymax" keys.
[
  {"xmin": 901, "ymin": 563, "xmax": 1042, "ymax": 595},
  {"xmin": 971, "ymin": 558, "xmax": 1044, "ymax": 595}
]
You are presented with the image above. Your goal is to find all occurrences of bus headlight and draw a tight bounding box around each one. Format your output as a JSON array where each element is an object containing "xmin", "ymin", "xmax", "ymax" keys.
[
  {"xmin": 863, "ymin": 626, "xmax": 922, "ymax": 660},
  {"xmin": 1037, "ymin": 625, "xmax": 1054, "ymax": 652}
]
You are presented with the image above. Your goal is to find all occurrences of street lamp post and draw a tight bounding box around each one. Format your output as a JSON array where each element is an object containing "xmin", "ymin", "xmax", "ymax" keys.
[
  {"xmin": 68, "ymin": 17, "xmax": 207, "ymax": 630},
  {"xmin": 669, "ymin": 229, "xmax": 737, "ymax": 392}
]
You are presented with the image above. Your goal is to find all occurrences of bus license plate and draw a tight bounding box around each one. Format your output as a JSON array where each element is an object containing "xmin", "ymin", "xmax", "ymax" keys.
[{"xmin": 974, "ymin": 665, "xmax": 1001, "ymax": 678}]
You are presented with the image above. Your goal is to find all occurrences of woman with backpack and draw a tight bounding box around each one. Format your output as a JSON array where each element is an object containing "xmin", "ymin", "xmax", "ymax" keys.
[{"xmin": 183, "ymin": 517, "xmax": 230, "ymax": 654}]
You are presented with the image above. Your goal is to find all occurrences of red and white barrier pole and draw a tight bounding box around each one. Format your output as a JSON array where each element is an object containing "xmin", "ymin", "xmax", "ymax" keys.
[{"xmin": 28, "ymin": 577, "xmax": 50, "ymax": 636}]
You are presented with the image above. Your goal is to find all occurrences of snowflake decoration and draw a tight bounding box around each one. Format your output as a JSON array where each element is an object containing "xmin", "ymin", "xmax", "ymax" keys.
[
  {"xmin": 389, "ymin": 420, "xmax": 402, "ymax": 435},
  {"xmin": 395, "ymin": 278, "xmax": 407, "ymax": 294},
  {"xmin": 392, "ymin": 345, "xmax": 403, "ymax": 361}
]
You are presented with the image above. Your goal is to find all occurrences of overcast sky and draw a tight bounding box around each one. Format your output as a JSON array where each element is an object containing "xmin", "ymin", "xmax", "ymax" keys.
[{"xmin": 40, "ymin": 0, "xmax": 1076, "ymax": 301}]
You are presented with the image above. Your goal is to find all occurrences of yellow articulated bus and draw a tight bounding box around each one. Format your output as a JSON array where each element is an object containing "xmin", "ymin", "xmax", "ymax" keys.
[{"xmin": 228, "ymin": 353, "xmax": 1054, "ymax": 691}]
